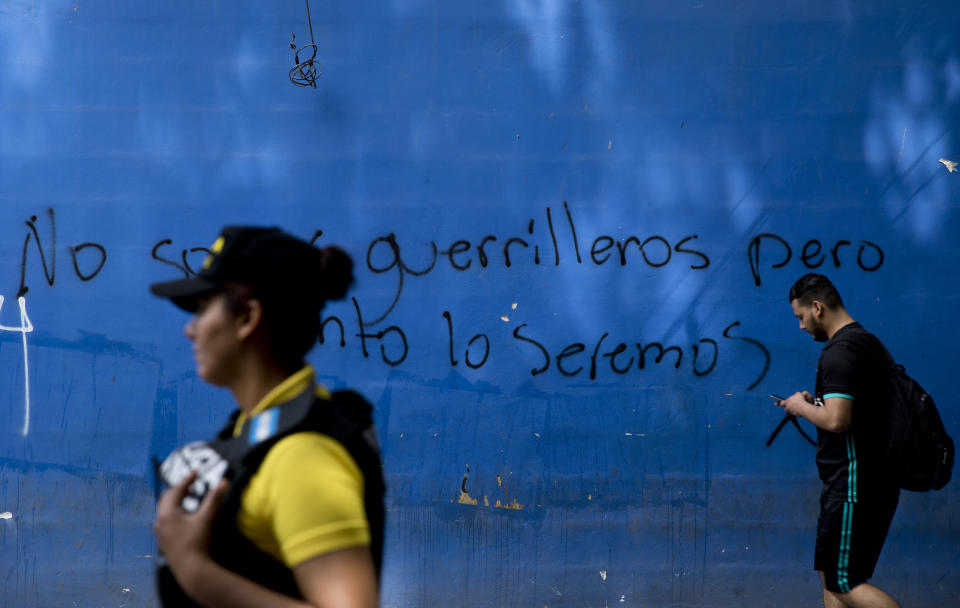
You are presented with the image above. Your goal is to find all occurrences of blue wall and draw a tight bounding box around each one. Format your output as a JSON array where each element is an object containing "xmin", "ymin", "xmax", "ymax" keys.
[{"xmin": 1, "ymin": 2, "xmax": 958, "ymax": 606}]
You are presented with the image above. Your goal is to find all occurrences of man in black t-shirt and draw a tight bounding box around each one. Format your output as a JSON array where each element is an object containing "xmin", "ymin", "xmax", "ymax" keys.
[{"xmin": 776, "ymin": 273, "xmax": 902, "ymax": 608}]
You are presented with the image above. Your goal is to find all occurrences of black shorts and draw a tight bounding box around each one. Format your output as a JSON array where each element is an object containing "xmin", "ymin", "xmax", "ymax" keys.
[{"xmin": 814, "ymin": 491, "xmax": 899, "ymax": 593}]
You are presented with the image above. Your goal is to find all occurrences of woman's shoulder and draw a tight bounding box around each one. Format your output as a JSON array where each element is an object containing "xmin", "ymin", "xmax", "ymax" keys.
[{"xmin": 263, "ymin": 431, "xmax": 361, "ymax": 478}]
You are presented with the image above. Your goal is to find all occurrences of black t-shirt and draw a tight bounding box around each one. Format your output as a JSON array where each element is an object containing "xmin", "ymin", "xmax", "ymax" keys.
[{"xmin": 815, "ymin": 322, "xmax": 895, "ymax": 499}]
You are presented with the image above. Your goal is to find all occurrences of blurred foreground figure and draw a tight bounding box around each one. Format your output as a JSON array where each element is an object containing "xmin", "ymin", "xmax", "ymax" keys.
[{"xmin": 150, "ymin": 226, "xmax": 383, "ymax": 608}]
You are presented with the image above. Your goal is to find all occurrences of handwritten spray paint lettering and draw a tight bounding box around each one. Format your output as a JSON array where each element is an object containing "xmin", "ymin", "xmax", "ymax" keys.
[
  {"xmin": 0, "ymin": 296, "xmax": 35, "ymax": 436},
  {"xmin": 151, "ymin": 239, "xmax": 213, "ymax": 279},
  {"xmin": 486, "ymin": 315, "xmax": 766, "ymax": 388},
  {"xmin": 11, "ymin": 206, "xmax": 885, "ymax": 298},
  {"xmin": 9, "ymin": 205, "xmax": 885, "ymax": 392},
  {"xmin": 307, "ymin": 205, "xmax": 882, "ymax": 390},
  {"xmin": 362, "ymin": 203, "xmax": 711, "ymax": 326},
  {"xmin": 315, "ymin": 302, "xmax": 771, "ymax": 387},
  {"xmin": 747, "ymin": 234, "xmax": 883, "ymax": 286},
  {"xmin": 17, "ymin": 209, "xmax": 108, "ymax": 296}
]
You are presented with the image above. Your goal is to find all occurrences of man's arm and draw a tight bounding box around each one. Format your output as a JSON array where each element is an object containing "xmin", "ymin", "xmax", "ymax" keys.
[{"xmin": 778, "ymin": 391, "xmax": 852, "ymax": 433}]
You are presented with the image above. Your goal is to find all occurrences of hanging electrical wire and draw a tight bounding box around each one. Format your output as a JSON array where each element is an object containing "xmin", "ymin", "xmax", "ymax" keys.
[{"xmin": 289, "ymin": 0, "xmax": 321, "ymax": 88}]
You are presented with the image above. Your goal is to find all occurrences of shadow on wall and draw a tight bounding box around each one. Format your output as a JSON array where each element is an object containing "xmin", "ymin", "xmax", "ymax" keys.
[{"xmin": 863, "ymin": 32, "xmax": 960, "ymax": 241}]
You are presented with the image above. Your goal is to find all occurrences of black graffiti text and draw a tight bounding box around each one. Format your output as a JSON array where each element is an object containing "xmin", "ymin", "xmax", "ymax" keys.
[
  {"xmin": 747, "ymin": 233, "xmax": 883, "ymax": 286},
  {"xmin": 17, "ymin": 208, "xmax": 108, "ymax": 297},
  {"xmin": 364, "ymin": 202, "xmax": 711, "ymax": 325}
]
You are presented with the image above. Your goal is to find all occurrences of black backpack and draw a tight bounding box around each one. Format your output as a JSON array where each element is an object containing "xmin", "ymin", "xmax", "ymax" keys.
[{"xmin": 886, "ymin": 362, "xmax": 954, "ymax": 491}]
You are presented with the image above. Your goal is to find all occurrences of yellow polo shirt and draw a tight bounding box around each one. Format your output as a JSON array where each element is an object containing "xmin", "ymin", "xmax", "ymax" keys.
[{"xmin": 232, "ymin": 366, "xmax": 370, "ymax": 568}]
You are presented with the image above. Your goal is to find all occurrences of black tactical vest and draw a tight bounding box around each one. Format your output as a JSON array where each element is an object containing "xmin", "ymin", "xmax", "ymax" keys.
[{"xmin": 155, "ymin": 387, "xmax": 385, "ymax": 606}]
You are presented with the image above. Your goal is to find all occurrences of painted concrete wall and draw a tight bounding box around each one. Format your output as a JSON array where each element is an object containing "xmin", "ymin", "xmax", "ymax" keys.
[{"xmin": 1, "ymin": 2, "xmax": 958, "ymax": 606}]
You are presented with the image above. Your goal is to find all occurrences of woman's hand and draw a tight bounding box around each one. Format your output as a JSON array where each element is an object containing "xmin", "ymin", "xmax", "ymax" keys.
[{"xmin": 154, "ymin": 470, "xmax": 230, "ymax": 582}]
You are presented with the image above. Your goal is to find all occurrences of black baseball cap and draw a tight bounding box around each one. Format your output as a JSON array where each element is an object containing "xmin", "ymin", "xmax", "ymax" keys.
[{"xmin": 149, "ymin": 226, "xmax": 325, "ymax": 312}]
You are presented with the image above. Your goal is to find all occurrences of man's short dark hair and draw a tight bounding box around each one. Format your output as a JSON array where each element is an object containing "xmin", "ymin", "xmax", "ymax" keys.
[{"xmin": 789, "ymin": 273, "xmax": 844, "ymax": 309}]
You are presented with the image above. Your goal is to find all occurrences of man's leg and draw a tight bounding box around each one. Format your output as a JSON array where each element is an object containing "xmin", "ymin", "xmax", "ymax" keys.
[
  {"xmin": 819, "ymin": 572, "xmax": 845, "ymax": 608},
  {"xmin": 817, "ymin": 491, "xmax": 901, "ymax": 608},
  {"xmin": 819, "ymin": 573, "xmax": 902, "ymax": 608}
]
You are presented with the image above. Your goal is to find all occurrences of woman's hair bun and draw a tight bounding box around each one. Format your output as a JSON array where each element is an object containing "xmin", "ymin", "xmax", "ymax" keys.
[{"xmin": 317, "ymin": 245, "xmax": 354, "ymax": 301}]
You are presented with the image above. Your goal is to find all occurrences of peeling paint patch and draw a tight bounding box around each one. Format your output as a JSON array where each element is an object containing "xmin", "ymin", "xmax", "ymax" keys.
[
  {"xmin": 511, "ymin": 302, "xmax": 518, "ymax": 310},
  {"xmin": 600, "ymin": 570, "xmax": 607, "ymax": 580},
  {"xmin": 458, "ymin": 491, "xmax": 478, "ymax": 505},
  {"xmin": 494, "ymin": 498, "xmax": 524, "ymax": 510},
  {"xmin": 0, "ymin": 512, "xmax": 12, "ymax": 520},
  {"xmin": 458, "ymin": 466, "xmax": 525, "ymax": 510},
  {"xmin": 500, "ymin": 315, "xmax": 510, "ymax": 322},
  {"xmin": 939, "ymin": 158, "xmax": 958, "ymax": 173}
]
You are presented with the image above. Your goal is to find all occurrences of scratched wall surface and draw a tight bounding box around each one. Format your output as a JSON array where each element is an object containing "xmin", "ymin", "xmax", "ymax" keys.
[{"xmin": 1, "ymin": 2, "xmax": 959, "ymax": 606}]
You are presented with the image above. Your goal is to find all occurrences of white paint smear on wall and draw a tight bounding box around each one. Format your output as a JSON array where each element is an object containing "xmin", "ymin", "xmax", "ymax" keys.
[{"xmin": 0, "ymin": 296, "xmax": 35, "ymax": 436}]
